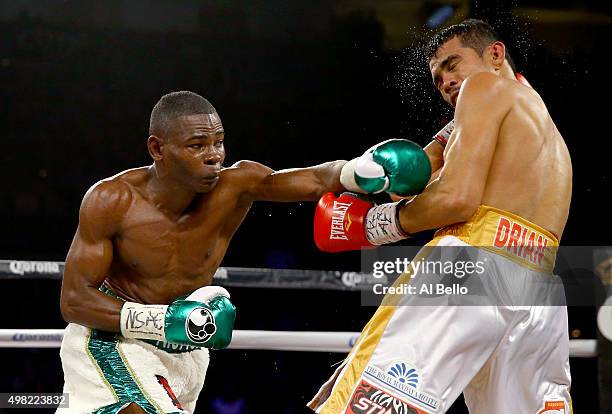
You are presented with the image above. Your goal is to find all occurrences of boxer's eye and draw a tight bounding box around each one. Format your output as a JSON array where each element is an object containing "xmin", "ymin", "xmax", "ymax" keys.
[{"xmin": 189, "ymin": 144, "xmax": 203, "ymax": 149}]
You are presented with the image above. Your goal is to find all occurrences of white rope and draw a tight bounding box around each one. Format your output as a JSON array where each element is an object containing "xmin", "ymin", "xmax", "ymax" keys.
[
  {"xmin": 0, "ymin": 329, "xmax": 598, "ymax": 357},
  {"xmin": 569, "ymin": 339, "xmax": 598, "ymax": 358},
  {"xmin": 230, "ymin": 330, "xmax": 358, "ymax": 353}
]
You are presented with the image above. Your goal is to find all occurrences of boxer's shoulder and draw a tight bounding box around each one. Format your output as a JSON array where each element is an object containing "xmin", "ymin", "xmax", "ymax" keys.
[
  {"xmin": 462, "ymin": 72, "xmax": 517, "ymax": 97},
  {"xmin": 82, "ymin": 170, "xmax": 137, "ymax": 222},
  {"xmin": 218, "ymin": 160, "xmax": 281, "ymax": 204},
  {"xmin": 457, "ymin": 72, "xmax": 516, "ymax": 115},
  {"xmin": 222, "ymin": 160, "xmax": 273, "ymax": 186},
  {"xmin": 226, "ymin": 160, "xmax": 270, "ymax": 174}
]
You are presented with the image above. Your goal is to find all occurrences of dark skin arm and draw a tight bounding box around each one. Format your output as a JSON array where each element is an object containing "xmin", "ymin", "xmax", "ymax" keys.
[
  {"xmin": 60, "ymin": 180, "xmax": 131, "ymax": 332},
  {"xmin": 230, "ymin": 159, "xmax": 346, "ymax": 202},
  {"xmin": 61, "ymin": 158, "xmax": 345, "ymax": 332}
]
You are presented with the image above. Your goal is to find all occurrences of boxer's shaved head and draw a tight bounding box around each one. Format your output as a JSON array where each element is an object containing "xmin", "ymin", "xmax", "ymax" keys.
[
  {"xmin": 424, "ymin": 19, "xmax": 501, "ymax": 62},
  {"xmin": 150, "ymin": 91, "xmax": 217, "ymax": 137},
  {"xmin": 147, "ymin": 91, "xmax": 225, "ymax": 193}
]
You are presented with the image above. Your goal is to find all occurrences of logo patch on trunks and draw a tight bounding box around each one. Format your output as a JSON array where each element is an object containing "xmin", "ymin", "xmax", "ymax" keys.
[
  {"xmin": 362, "ymin": 364, "xmax": 439, "ymax": 413},
  {"xmin": 386, "ymin": 362, "xmax": 419, "ymax": 389},
  {"xmin": 536, "ymin": 400, "xmax": 566, "ymax": 413},
  {"xmin": 346, "ymin": 379, "xmax": 427, "ymax": 414}
]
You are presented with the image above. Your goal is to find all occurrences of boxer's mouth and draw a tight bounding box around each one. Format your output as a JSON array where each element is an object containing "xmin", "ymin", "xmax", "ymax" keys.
[{"xmin": 201, "ymin": 173, "xmax": 220, "ymax": 182}]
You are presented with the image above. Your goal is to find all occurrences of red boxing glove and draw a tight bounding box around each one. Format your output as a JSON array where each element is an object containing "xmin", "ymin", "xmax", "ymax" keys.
[
  {"xmin": 314, "ymin": 192, "xmax": 408, "ymax": 252},
  {"xmin": 314, "ymin": 192, "xmax": 374, "ymax": 252}
]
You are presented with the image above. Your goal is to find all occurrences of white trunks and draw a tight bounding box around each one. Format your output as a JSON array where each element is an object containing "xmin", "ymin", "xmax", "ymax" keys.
[
  {"xmin": 57, "ymin": 323, "xmax": 209, "ymax": 414},
  {"xmin": 309, "ymin": 206, "xmax": 572, "ymax": 414}
]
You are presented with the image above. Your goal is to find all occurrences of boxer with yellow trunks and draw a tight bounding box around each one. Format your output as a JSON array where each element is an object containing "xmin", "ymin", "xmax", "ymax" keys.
[{"xmin": 310, "ymin": 19, "xmax": 572, "ymax": 414}]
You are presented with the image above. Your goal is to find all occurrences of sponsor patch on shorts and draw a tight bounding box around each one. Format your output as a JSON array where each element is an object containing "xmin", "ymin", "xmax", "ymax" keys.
[
  {"xmin": 346, "ymin": 379, "xmax": 428, "ymax": 414},
  {"xmin": 536, "ymin": 400, "xmax": 566, "ymax": 414},
  {"xmin": 359, "ymin": 363, "xmax": 439, "ymax": 413}
]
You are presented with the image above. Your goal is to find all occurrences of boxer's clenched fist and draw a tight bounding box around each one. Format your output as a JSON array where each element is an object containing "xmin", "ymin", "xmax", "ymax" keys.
[
  {"xmin": 314, "ymin": 192, "xmax": 408, "ymax": 252},
  {"xmin": 120, "ymin": 286, "xmax": 236, "ymax": 349},
  {"xmin": 341, "ymin": 139, "xmax": 431, "ymax": 196}
]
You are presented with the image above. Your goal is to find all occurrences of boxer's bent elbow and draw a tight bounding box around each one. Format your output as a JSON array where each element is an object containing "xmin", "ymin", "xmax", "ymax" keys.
[
  {"xmin": 60, "ymin": 290, "xmax": 80, "ymax": 323},
  {"xmin": 60, "ymin": 287, "xmax": 96, "ymax": 324}
]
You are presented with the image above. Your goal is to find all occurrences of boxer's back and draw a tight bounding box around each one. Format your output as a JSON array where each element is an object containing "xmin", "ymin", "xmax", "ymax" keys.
[{"xmin": 478, "ymin": 80, "xmax": 572, "ymax": 239}]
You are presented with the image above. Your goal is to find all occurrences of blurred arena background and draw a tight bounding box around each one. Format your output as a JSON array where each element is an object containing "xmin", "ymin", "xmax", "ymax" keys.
[{"xmin": 1, "ymin": 0, "xmax": 611, "ymax": 413}]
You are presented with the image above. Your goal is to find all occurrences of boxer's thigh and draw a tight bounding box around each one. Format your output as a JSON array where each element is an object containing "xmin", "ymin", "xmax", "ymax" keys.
[
  {"xmin": 57, "ymin": 324, "xmax": 118, "ymax": 413},
  {"xmin": 317, "ymin": 236, "xmax": 516, "ymax": 413},
  {"xmin": 171, "ymin": 348, "xmax": 210, "ymax": 413},
  {"xmin": 319, "ymin": 262, "xmax": 509, "ymax": 412},
  {"xmin": 352, "ymin": 304, "xmax": 506, "ymax": 413},
  {"xmin": 114, "ymin": 339, "xmax": 201, "ymax": 413},
  {"xmin": 66, "ymin": 331, "xmax": 190, "ymax": 413},
  {"xmin": 464, "ymin": 306, "xmax": 572, "ymax": 414}
]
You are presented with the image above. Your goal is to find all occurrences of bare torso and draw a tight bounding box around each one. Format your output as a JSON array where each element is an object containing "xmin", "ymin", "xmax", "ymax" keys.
[
  {"xmin": 61, "ymin": 110, "xmax": 343, "ymax": 332},
  {"xmin": 445, "ymin": 79, "xmax": 572, "ymax": 238},
  {"xmin": 105, "ymin": 166, "xmax": 252, "ymax": 304}
]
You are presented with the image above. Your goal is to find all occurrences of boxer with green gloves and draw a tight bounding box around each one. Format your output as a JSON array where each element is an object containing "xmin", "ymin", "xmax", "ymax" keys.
[{"xmin": 59, "ymin": 91, "xmax": 348, "ymax": 414}]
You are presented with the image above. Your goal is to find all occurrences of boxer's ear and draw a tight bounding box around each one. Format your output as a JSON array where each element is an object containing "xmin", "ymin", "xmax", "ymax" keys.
[
  {"xmin": 148, "ymin": 135, "xmax": 164, "ymax": 161},
  {"xmin": 487, "ymin": 41, "xmax": 506, "ymax": 72}
]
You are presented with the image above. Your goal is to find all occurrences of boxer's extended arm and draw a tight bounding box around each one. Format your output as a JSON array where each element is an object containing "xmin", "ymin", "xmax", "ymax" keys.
[
  {"xmin": 232, "ymin": 160, "xmax": 346, "ymax": 202},
  {"xmin": 60, "ymin": 180, "xmax": 129, "ymax": 332},
  {"xmin": 398, "ymin": 73, "xmax": 512, "ymax": 233}
]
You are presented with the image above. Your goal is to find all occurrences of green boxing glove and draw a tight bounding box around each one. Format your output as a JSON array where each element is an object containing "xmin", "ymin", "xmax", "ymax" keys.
[
  {"xmin": 341, "ymin": 139, "xmax": 431, "ymax": 196},
  {"xmin": 120, "ymin": 286, "xmax": 236, "ymax": 349}
]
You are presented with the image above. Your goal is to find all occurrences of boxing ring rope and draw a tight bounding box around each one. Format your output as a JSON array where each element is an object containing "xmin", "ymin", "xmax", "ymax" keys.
[
  {"xmin": 0, "ymin": 259, "xmax": 602, "ymax": 357},
  {"xmin": 0, "ymin": 329, "xmax": 598, "ymax": 357}
]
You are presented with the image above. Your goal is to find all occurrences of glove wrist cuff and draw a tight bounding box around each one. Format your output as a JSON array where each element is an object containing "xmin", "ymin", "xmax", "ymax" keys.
[
  {"xmin": 120, "ymin": 301, "xmax": 168, "ymax": 341},
  {"xmin": 340, "ymin": 158, "xmax": 367, "ymax": 194},
  {"xmin": 185, "ymin": 286, "xmax": 230, "ymax": 303},
  {"xmin": 365, "ymin": 201, "xmax": 409, "ymax": 245},
  {"xmin": 432, "ymin": 120, "xmax": 454, "ymax": 147}
]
